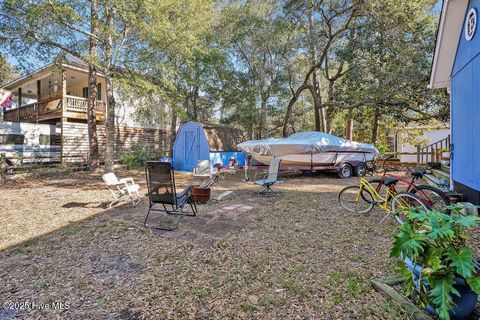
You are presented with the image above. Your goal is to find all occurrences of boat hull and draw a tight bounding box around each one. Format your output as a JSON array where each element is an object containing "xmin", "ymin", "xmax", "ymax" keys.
[{"xmin": 249, "ymin": 151, "xmax": 375, "ymax": 168}]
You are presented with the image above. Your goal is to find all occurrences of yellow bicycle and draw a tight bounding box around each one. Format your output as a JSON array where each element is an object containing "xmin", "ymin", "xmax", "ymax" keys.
[{"xmin": 338, "ymin": 177, "xmax": 429, "ymax": 223}]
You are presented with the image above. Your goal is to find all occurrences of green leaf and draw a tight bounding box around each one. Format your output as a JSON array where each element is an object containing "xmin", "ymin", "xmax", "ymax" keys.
[
  {"xmin": 397, "ymin": 263, "xmax": 415, "ymax": 297},
  {"xmin": 429, "ymin": 274, "xmax": 460, "ymax": 320},
  {"xmin": 451, "ymin": 214, "xmax": 479, "ymax": 228},
  {"xmin": 391, "ymin": 233, "xmax": 426, "ymax": 258},
  {"xmin": 426, "ymin": 247, "xmax": 444, "ymax": 272},
  {"xmin": 408, "ymin": 210, "xmax": 429, "ymax": 222},
  {"xmin": 427, "ymin": 218, "xmax": 454, "ymax": 240},
  {"xmin": 466, "ymin": 276, "xmax": 480, "ymax": 294},
  {"xmin": 446, "ymin": 247, "xmax": 477, "ymax": 278}
]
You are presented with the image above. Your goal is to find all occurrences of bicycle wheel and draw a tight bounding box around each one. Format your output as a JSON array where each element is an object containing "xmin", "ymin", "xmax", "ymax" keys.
[
  {"xmin": 338, "ymin": 185, "xmax": 375, "ymax": 214},
  {"xmin": 368, "ymin": 178, "xmax": 390, "ymax": 199},
  {"xmin": 391, "ymin": 192, "xmax": 429, "ymax": 224},
  {"xmin": 411, "ymin": 184, "xmax": 450, "ymax": 213}
]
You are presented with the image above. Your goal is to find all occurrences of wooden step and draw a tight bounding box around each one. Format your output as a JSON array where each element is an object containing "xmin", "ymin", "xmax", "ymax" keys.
[
  {"xmin": 431, "ymin": 168, "xmax": 450, "ymax": 180},
  {"xmin": 423, "ymin": 173, "xmax": 440, "ymax": 187},
  {"xmin": 423, "ymin": 173, "xmax": 450, "ymax": 189},
  {"xmin": 441, "ymin": 165, "xmax": 450, "ymax": 173}
]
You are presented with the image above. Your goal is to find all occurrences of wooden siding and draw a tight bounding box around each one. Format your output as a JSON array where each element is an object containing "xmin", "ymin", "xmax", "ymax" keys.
[{"xmin": 62, "ymin": 122, "xmax": 170, "ymax": 162}]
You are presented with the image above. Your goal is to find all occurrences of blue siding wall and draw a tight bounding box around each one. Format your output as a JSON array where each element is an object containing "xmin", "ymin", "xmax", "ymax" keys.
[
  {"xmin": 452, "ymin": 0, "xmax": 480, "ymax": 77},
  {"xmin": 451, "ymin": 1, "xmax": 480, "ymax": 191},
  {"xmin": 173, "ymin": 122, "xmax": 210, "ymax": 171}
]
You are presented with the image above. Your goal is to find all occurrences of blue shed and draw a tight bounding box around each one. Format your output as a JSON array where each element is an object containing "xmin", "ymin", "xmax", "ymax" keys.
[
  {"xmin": 430, "ymin": 0, "xmax": 480, "ymax": 204},
  {"xmin": 172, "ymin": 121, "xmax": 246, "ymax": 172}
]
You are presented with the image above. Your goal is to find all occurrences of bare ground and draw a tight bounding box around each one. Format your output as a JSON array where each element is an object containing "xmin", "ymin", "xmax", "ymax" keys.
[{"xmin": 0, "ymin": 168, "xmax": 472, "ymax": 319}]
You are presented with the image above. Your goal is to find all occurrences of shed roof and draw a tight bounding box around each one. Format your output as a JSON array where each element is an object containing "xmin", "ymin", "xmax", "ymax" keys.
[{"xmin": 184, "ymin": 121, "xmax": 246, "ymax": 152}]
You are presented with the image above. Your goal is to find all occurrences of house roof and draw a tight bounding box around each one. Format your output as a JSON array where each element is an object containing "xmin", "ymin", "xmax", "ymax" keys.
[
  {"xmin": 185, "ymin": 121, "xmax": 246, "ymax": 152},
  {"xmin": 1, "ymin": 53, "xmax": 104, "ymax": 91},
  {"xmin": 430, "ymin": 0, "xmax": 469, "ymax": 89}
]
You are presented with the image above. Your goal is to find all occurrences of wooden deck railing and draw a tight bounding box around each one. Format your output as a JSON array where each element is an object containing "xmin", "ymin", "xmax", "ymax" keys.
[
  {"xmin": 3, "ymin": 96, "xmax": 105, "ymax": 122},
  {"xmin": 3, "ymin": 98, "xmax": 63, "ymax": 122},
  {"xmin": 382, "ymin": 134, "xmax": 451, "ymax": 169},
  {"xmin": 418, "ymin": 135, "xmax": 450, "ymax": 164},
  {"xmin": 65, "ymin": 95, "xmax": 105, "ymax": 114}
]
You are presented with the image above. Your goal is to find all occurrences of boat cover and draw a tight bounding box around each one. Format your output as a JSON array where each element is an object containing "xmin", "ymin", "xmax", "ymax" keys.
[{"xmin": 237, "ymin": 132, "xmax": 379, "ymax": 157}]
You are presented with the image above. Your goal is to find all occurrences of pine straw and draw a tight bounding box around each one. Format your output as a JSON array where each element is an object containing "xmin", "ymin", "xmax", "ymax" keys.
[{"xmin": 1, "ymin": 170, "xmax": 475, "ymax": 319}]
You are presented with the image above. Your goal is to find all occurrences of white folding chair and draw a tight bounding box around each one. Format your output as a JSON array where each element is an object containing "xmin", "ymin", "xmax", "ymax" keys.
[
  {"xmin": 102, "ymin": 172, "xmax": 141, "ymax": 208},
  {"xmin": 255, "ymin": 158, "xmax": 281, "ymax": 196}
]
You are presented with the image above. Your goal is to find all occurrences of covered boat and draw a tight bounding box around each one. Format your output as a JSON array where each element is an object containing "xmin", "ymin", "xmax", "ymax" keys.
[{"xmin": 237, "ymin": 132, "xmax": 379, "ymax": 178}]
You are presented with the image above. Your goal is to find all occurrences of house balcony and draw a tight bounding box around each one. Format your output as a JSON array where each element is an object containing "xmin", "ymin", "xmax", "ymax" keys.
[{"xmin": 3, "ymin": 95, "xmax": 105, "ymax": 123}]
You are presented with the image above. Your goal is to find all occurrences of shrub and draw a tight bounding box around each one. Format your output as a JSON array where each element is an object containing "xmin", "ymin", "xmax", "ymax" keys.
[
  {"xmin": 120, "ymin": 149, "xmax": 163, "ymax": 168},
  {"xmin": 391, "ymin": 206, "xmax": 480, "ymax": 320}
]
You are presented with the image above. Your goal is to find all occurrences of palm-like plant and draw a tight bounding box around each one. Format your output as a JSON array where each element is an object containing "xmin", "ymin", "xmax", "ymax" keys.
[{"xmin": 391, "ymin": 206, "xmax": 480, "ymax": 320}]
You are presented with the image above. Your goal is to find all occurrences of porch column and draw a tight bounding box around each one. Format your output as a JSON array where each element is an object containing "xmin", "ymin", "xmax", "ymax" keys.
[
  {"xmin": 61, "ymin": 70, "xmax": 67, "ymax": 164},
  {"xmin": 17, "ymin": 87, "xmax": 22, "ymax": 107},
  {"xmin": 61, "ymin": 70, "xmax": 67, "ymax": 114},
  {"xmin": 36, "ymin": 80, "xmax": 41, "ymax": 124},
  {"xmin": 17, "ymin": 87, "xmax": 21, "ymax": 121}
]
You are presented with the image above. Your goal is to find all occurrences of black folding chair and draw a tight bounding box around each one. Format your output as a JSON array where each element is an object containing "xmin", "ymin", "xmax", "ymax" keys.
[{"xmin": 144, "ymin": 161, "xmax": 197, "ymax": 231}]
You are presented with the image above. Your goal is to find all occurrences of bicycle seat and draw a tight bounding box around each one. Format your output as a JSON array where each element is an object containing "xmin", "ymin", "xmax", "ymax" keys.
[
  {"xmin": 383, "ymin": 177, "xmax": 399, "ymax": 186},
  {"xmin": 410, "ymin": 169, "xmax": 427, "ymax": 178}
]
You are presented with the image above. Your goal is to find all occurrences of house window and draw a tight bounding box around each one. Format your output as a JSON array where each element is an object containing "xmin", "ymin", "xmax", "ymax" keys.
[
  {"xmin": 0, "ymin": 134, "xmax": 25, "ymax": 145},
  {"xmin": 39, "ymin": 134, "xmax": 61, "ymax": 146},
  {"xmin": 83, "ymin": 85, "xmax": 102, "ymax": 100}
]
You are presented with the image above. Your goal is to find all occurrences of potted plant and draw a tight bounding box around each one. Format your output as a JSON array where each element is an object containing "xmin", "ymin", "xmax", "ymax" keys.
[{"xmin": 391, "ymin": 206, "xmax": 480, "ymax": 319}]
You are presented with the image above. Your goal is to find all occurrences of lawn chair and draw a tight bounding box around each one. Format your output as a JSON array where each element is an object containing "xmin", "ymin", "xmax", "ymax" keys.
[
  {"xmin": 193, "ymin": 160, "xmax": 213, "ymax": 177},
  {"xmin": 102, "ymin": 172, "xmax": 141, "ymax": 208},
  {"xmin": 144, "ymin": 161, "xmax": 197, "ymax": 231},
  {"xmin": 255, "ymin": 158, "xmax": 281, "ymax": 196}
]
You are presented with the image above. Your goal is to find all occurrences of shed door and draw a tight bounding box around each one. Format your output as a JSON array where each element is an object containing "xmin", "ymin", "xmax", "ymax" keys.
[{"xmin": 184, "ymin": 129, "xmax": 200, "ymax": 170}]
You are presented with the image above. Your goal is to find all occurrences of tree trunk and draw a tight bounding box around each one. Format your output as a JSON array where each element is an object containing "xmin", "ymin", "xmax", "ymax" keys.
[
  {"xmin": 325, "ymin": 80, "xmax": 335, "ymax": 133},
  {"xmin": 105, "ymin": 74, "xmax": 115, "ymax": 171},
  {"xmin": 219, "ymin": 96, "xmax": 225, "ymax": 123},
  {"xmin": 169, "ymin": 72, "xmax": 181, "ymax": 157},
  {"xmin": 192, "ymin": 67, "xmax": 199, "ymax": 121},
  {"xmin": 259, "ymin": 50, "xmax": 269, "ymax": 139},
  {"xmin": 282, "ymin": 83, "xmax": 309, "ymax": 137},
  {"xmin": 260, "ymin": 92, "xmax": 268, "ymax": 139},
  {"xmin": 169, "ymin": 107, "xmax": 177, "ymax": 157},
  {"xmin": 345, "ymin": 107, "xmax": 353, "ymax": 140},
  {"xmin": 104, "ymin": 4, "xmax": 115, "ymax": 172},
  {"xmin": 371, "ymin": 106, "xmax": 381, "ymax": 143},
  {"xmin": 307, "ymin": 3, "xmax": 324, "ymax": 132},
  {"xmin": 192, "ymin": 84, "xmax": 199, "ymax": 121},
  {"xmin": 87, "ymin": 0, "xmax": 99, "ymax": 170}
]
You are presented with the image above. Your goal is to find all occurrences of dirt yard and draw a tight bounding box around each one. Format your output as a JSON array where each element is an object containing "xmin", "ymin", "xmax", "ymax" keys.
[{"xmin": 0, "ymin": 168, "xmax": 475, "ymax": 319}]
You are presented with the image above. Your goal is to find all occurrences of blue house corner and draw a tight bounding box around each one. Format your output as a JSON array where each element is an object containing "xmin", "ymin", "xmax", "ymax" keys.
[{"xmin": 430, "ymin": 0, "xmax": 480, "ymax": 204}]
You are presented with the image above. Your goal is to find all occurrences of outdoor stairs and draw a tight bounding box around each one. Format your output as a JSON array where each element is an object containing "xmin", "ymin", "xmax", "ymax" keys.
[{"xmin": 423, "ymin": 165, "xmax": 450, "ymax": 190}]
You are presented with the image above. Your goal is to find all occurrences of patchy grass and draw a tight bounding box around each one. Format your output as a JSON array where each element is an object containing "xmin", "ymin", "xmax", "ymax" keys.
[{"xmin": 1, "ymin": 169, "xmax": 466, "ymax": 319}]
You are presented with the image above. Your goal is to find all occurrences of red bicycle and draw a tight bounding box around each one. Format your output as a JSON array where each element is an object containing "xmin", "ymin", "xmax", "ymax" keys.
[{"xmin": 366, "ymin": 156, "xmax": 450, "ymax": 212}]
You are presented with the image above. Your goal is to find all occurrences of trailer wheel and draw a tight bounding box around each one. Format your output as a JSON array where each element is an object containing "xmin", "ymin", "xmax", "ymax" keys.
[
  {"xmin": 355, "ymin": 162, "xmax": 367, "ymax": 177},
  {"xmin": 338, "ymin": 163, "xmax": 353, "ymax": 179}
]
